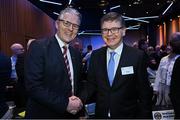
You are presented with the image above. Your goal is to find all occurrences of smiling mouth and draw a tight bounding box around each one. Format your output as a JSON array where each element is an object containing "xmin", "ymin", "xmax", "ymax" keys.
[{"xmin": 107, "ymin": 38, "xmax": 114, "ymax": 42}]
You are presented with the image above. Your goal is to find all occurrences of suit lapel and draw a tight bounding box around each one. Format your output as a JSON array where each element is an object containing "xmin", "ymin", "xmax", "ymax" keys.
[
  {"xmin": 101, "ymin": 47, "xmax": 112, "ymax": 87},
  {"xmin": 52, "ymin": 37, "xmax": 69, "ymax": 78}
]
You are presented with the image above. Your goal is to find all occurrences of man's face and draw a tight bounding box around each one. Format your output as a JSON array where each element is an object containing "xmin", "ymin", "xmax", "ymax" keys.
[
  {"xmin": 101, "ymin": 20, "xmax": 126, "ymax": 49},
  {"xmin": 14, "ymin": 46, "xmax": 24, "ymax": 55},
  {"xmin": 55, "ymin": 13, "xmax": 80, "ymax": 44}
]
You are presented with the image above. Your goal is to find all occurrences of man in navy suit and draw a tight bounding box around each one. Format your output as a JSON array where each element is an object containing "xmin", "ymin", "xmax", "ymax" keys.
[
  {"xmin": 86, "ymin": 12, "xmax": 152, "ymax": 119},
  {"xmin": 25, "ymin": 7, "xmax": 84, "ymax": 118}
]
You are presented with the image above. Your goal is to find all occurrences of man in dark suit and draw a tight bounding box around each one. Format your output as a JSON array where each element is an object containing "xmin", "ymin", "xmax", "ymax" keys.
[
  {"xmin": 86, "ymin": 12, "xmax": 152, "ymax": 119},
  {"xmin": 25, "ymin": 7, "xmax": 84, "ymax": 118},
  {"xmin": 170, "ymin": 57, "xmax": 180, "ymax": 119},
  {"xmin": 169, "ymin": 32, "xmax": 180, "ymax": 119},
  {"xmin": 0, "ymin": 52, "xmax": 11, "ymax": 118}
]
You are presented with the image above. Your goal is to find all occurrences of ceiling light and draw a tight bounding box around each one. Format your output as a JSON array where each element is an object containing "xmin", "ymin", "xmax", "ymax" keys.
[
  {"xmin": 162, "ymin": 1, "xmax": 173, "ymax": 15},
  {"xmin": 110, "ymin": 5, "xmax": 120, "ymax": 10},
  {"xmin": 39, "ymin": 0, "xmax": 62, "ymax": 5},
  {"xmin": 68, "ymin": 0, "xmax": 72, "ymax": 5},
  {"xmin": 53, "ymin": 12, "xmax": 59, "ymax": 15}
]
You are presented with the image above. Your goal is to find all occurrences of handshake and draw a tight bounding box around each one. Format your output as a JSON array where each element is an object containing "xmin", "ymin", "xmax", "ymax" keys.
[{"xmin": 66, "ymin": 96, "xmax": 83, "ymax": 115}]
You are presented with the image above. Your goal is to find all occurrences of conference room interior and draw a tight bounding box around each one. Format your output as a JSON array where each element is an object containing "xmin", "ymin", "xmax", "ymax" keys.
[{"xmin": 0, "ymin": 0, "xmax": 180, "ymax": 119}]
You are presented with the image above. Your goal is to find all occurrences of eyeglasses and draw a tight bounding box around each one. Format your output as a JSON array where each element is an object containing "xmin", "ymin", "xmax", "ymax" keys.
[
  {"xmin": 58, "ymin": 19, "xmax": 79, "ymax": 30},
  {"xmin": 101, "ymin": 27, "xmax": 123, "ymax": 34}
]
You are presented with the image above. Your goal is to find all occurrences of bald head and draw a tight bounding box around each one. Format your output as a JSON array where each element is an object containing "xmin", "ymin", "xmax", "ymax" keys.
[{"xmin": 10, "ymin": 43, "xmax": 24, "ymax": 55}]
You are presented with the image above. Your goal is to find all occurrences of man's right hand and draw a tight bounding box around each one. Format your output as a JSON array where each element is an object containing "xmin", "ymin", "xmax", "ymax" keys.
[{"xmin": 66, "ymin": 96, "xmax": 83, "ymax": 115}]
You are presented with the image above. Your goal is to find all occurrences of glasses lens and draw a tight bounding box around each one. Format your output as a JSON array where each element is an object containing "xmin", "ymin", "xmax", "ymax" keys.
[{"xmin": 59, "ymin": 19, "xmax": 79, "ymax": 29}]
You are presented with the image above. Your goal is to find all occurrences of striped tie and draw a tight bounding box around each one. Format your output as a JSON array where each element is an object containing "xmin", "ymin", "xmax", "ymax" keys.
[
  {"xmin": 63, "ymin": 46, "xmax": 74, "ymax": 95},
  {"xmin": 63, "ymin": 46, "xmax": 72, "ymax": 81}
]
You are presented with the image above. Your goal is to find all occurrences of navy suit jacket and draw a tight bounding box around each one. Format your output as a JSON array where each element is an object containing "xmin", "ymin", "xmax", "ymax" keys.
[
  {"xmin": 25, "ymin": 37, "xmax": 83, "ymax": 118},
  {"xmin": 87, "ymin": 44, "xmax": 152, "ymax": 119}
]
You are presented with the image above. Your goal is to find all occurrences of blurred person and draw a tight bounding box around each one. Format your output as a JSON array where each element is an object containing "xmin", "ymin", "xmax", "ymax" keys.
[
  {"xmin": 14, "ymin": 39, "xmax": 36, "ymax": 115},
  {"xmin": 146, "ymin": 46, "xmax": 155, "ymax": 56},
  {"xmin": 6, "ymin": 43, "xmax": 24, "ymax": 102},
  {"xmin": 132, "ymin": 42, "xmax": 138, "ymax": 48},
  {"xmin": 0, "ymin": 52, "xmax": 11, "ymax": 118},
  {"xmin": 10, "ymin": 43, "xmax": 24, "ymax": 82},
  {"xmin": 166, "ymin": 45, "xmax": 172, "ymax": 54},
  {"xmin": 85, "ymin": 12, "xmax": 152, "ymax": 119},
  {"xmin": 169, "ymin": 32, "xmax": 180, "ymax": 119},
  {"xmin": 82, "ymin": 45, "xmax": 93, "ymax": 71},
  {"xmin": 138, "ymin": 39, "xmax": 148, "ymax": 52},
  {"xmin": 170, "ymin": 57, "xmax": 180, "ymax": 119},
  {"xmin": 82, "ymin": 45, "xmax": 93, "ymax": 81},
  {"xmin": 153, "ymin": 32, "xmax": 180, "ymax": 109},
  {"xmin": 25, "ymin": 7, "xmax": 84, "ymax": 118}
]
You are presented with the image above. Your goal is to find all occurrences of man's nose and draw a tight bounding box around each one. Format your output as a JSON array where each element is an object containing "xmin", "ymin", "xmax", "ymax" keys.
[{"xmin": 107, "ymin": 30, "xmax": 113, "ymax": 35}]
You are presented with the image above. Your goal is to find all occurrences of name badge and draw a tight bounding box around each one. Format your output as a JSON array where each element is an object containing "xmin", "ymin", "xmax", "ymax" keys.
[{"xmin": 121, "ymin": 66, "xmax": 134, "ymax": 75}]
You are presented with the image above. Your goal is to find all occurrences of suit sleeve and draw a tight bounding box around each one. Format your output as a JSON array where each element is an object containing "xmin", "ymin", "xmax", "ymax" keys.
[
  {"xmin": 136, "ymin": 52, "xmax": 153, "ymax": 118},
  {"xmin": 25, "ymin": 40, "xmax": 68, "ymax": 114},
  {"xmin": 85, "ymin": 52, "xmax": 97, "ymax": 103}
]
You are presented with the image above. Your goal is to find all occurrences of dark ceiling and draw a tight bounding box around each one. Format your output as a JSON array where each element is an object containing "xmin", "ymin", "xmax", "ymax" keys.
[{"xmin": 28, "ymin": 0, "xmax": 180, "ymax": 32}]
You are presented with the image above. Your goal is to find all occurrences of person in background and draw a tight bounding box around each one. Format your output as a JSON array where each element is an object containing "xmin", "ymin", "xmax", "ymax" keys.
[
  {"xmin": 153, "ymin": 32, "xmax": 180, "ymax": 109},
  {"xmin": 169, "ymin": 32, "xmax": 180, "ymax": 119},
  {"xmin": 83, "ymin": 45, "xmax": 93, "ymax": 72},
  {"xmin": 85, "ymin": 12, "xmax": 152, "ymax": 119},
  {"xmin": 138, "ymin": 39, "xmax": 149, "ymax": 52},
  {"xmin": 6, "ymin": 43, "xmax": 24, "ymax": 102},
  {"xmin": 170, "ymin": 57, "xmax": 180, "ymax": 119},
  {"xmin": 25, "ymin": 7, "xmax": 84, "ymax": 118},
  {"xmin": 13, "ymin": 39, "xmax": 36, "ymax": 117},
  {"xmin": 10, "ymin": 43, "xmax": 24, "ymax": 82},
  {"xmin": 132, "ymin": 42, "xmax": 138, "ymax": 49},
  {"xmin": 0, "ymin": 52, "xmax": 11, "ymax": 118}
]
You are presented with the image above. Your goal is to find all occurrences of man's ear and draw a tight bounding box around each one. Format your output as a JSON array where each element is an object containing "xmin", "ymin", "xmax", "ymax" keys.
[
  {"xmin": 122, "ymin": 28, "xmax": 126, "ymax": 36},
  {"xmin": 55, "ymin": 20, "xmax": 59, "ymax": 30}
]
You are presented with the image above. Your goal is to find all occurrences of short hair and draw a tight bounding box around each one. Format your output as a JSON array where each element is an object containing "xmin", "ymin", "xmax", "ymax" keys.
[
  {"xmin": 100, "ymin": 12, "xmax": 126, "ymax": 28},
  {"xmin": 58, "ymin": 7, "xmax": 82, "ymax": 25},
  {"xmin": 169, "ymin": 32, "xmax": 180, "ymax": 54}
]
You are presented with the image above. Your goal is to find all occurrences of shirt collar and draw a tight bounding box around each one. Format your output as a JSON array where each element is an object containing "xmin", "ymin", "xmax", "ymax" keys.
[
  {"xmin": 55, "ymin": 34, "xmax": 69, "ymax": 49},
  {"xmin": 107, "ymin": 42, "xmax": 123, "ymax": 56}
]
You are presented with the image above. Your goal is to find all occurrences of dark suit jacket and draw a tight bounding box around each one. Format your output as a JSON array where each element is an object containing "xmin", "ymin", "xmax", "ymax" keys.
[
  {"xmin": 15, "ymin": 53, "xmax": 27, "ymax": 107},
  {"xmin": 0, "ymin": 52, "xmax": 11, "ymax": 117},
  {"xmin": 25, "ymin": 36, "xmax": 83, "ymax": 118},
  {"xmin": 170, "ymin": 56, "xmax": 180, "ymax": 119},
  {"xmin": 87, "ymin": 44, "xmax": 152, "ymax": 119}
]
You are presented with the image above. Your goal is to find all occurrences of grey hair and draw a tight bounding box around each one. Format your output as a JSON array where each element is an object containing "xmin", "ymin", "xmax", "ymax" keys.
[{"xmin": 58, "ymin": 7, "xmax": 82, "ymax": 25}]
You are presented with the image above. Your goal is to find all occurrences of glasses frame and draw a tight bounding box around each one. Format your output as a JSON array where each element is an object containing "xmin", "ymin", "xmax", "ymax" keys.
[
  {"xmin": 58, "ymin": 19, "xmax": 79, "ymax": 30},
  {"xmin": 101, "ymin": 27, "xmax": 124, "ymax": 34}
]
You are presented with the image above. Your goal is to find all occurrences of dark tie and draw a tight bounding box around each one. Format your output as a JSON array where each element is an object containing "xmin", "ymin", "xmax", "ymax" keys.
[{"xmin": 108, "ymin": 52, "xmax": 116, "ymax": 86}]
